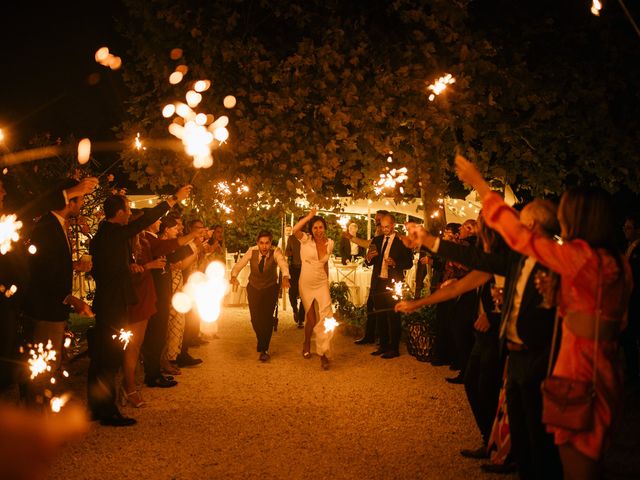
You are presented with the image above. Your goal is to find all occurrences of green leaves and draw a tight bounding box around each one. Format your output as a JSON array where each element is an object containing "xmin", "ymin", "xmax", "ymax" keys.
[{"xmin": 116, "ymin": 0, "xmax": 639, "ymax": 226}]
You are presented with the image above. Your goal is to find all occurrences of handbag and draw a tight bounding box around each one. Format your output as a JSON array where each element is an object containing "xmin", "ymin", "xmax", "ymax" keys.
[{"xmin": 540, "ymin": 255, "xmax": 601, "ymax": 432}]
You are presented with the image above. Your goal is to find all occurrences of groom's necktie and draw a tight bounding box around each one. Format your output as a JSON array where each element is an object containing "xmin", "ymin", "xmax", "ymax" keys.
[{"xmin": 258, "ymin": 254, "xmax": 266, "ymax": 273}]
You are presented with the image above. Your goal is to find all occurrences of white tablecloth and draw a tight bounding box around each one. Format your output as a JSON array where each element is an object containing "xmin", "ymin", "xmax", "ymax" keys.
[{"xmin": 328, "ymin": 262, "xmax": 372, "ymax": 306}]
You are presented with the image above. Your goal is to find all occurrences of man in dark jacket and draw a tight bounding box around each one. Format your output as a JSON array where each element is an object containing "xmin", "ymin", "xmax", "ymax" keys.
[
  {"xmin": 367, "ymin": 213, "xmax": 413, "ymax": 359},
  {"xmin": 404, "ymin": 199, "xmax": 562, "ymax": 478},
  {"xmin": 1, "ymin": 177, "xmax": 98, "ymax": 390},
  {"xmin": 87, "ymin": 186, "xmax": 190, "ymax": 426}
]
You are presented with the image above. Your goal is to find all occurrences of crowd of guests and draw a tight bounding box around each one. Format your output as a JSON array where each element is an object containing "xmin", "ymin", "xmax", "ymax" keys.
[
  {"xmin": 390, "ymin": 154, "xmax": 639, "ymax": 480},
  {"xmin": 0, "ymin": 179, "xmax": 228, "ymax": 427},
  {"xmin": 2, "ymin": 154, "xmax": 639, "ymax": 479}
]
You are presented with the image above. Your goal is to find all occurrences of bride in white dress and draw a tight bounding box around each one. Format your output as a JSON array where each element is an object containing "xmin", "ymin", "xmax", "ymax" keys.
[{"xmin": 292, "ymin": 208, "xmax": 335, "ymax": 370}]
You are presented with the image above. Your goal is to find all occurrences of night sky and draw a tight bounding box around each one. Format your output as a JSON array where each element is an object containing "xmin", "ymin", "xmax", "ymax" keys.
[{"xmin": 0, "ymin": 3, "xmax": 127, "ymax": 147}]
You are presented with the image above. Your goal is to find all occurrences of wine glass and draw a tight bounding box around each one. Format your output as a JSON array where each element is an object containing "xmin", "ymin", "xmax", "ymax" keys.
[
  {"xmin": 491, "ymin": 275, "xmax": 505, "ymax": 313},
  {"xmin": 534, "ymin": 270, "xmax": 558, "ymax": 309}
]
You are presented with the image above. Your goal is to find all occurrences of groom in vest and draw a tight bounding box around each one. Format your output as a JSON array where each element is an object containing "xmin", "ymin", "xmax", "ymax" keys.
[{"xmin": 230, "ymin": 230, "xmax": 290, "ymax": 361}]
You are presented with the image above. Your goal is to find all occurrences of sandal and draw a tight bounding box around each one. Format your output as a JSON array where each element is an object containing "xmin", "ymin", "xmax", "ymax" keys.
[
  {"xmin": 302, "ymin": 344, "xmax": 311, "ymax": 359},
  {"xmin": 120, "ymin": 387, "xmax": 146, "ymax": 408}
]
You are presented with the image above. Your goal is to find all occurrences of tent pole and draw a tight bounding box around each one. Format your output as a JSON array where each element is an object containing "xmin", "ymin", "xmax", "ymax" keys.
[{"xmin": 367, "ymin": 202, "xmax": 371, "ymax": 240}]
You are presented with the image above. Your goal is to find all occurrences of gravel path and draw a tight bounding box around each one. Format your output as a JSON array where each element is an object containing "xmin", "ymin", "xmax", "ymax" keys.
[{"xmin": 48, "ymin": 306, "xmax": 513, "ymax": 480}]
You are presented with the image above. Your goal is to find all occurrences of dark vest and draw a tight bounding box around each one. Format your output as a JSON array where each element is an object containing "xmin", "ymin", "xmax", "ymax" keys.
[{"xmin": 248, "ymin": 249, "xmax": 278, "ymax": 289}]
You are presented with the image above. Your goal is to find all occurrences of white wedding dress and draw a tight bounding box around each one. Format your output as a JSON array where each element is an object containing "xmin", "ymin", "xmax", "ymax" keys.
[{"xmin": 298, "ymin": 233, "xmax": 335, "ymax": 356}]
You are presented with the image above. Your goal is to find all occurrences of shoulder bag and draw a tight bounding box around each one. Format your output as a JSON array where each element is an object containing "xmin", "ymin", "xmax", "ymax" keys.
[{"xmin": 540, "ymin": 254, "xmax": 601, "ymax": 431}]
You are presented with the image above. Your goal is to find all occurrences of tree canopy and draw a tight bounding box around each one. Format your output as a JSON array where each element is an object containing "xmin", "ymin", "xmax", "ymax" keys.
[{"xmin": 117, "ymin": 0, "xmax": 640, "ymax": 224}]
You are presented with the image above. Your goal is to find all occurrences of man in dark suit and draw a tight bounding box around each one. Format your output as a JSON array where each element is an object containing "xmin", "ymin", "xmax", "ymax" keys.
[
  {"xmin": 286, "ymin": 217, "xmax": 305, "ymax": 327},
  {"xmin": 344, "ymin": 209, "xmax": 387, "ymax": 345},
  {"xmin": 22, "ymin": 179, "xmax": 94, "ymax": 365},
  {"xmin": 367, "ymin": 213, "xmax": 413, "ymax": 359},
  {"xmin": 88, "ymin": 186, "xmax": 190, "ymax": 426},
  {"xmin": 406, "ymin": 199, "xmax": 562, "ymax": 478},
  {"xmin": 0, "ymin": 177, "xmax": 98, "ymax": 390}
]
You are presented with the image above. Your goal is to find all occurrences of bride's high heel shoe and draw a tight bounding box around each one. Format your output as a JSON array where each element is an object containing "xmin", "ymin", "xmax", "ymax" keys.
[
  {"xmin": 302, "ymin": 343, "xmax": 311, "ymax": 359},
  {"xmin": 120, "ymin": 387, "xmax": 146, "ymax": 408}
]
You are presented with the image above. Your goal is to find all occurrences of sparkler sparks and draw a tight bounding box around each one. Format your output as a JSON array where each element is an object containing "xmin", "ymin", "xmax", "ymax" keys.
[
  {"xmin": 323, "ymin": 317, "xmax": 339, "ymax": 334},
  {"xmin": 387, "ymin": 280, "xmax": 410, "ymax": 301},
  {"xmin": 50, "ymin": 394, "xmax": 70, "ymax": 413},
  {"xmin": 374, "ymin": 156, "xmax": 409, "ymax": 195},
  {"xmin": 77, "ymin": 138, "xmax": 91, "ymax": 165},
  {"xmin": 94, "ymin": 46, "xmax": 122, "ymax": 70},
  {"xmin": 112, "ymin": 329, "xmax": 133, "ymax": 350},
  {"xmin": 591, "ymin": 0, "xmax": 602, "ymax": 16},
  {"xmin": 28, "ymin": 340, "xmax": 57, "ymax": 380},
  {"xmin": 0, "ymin": 214, "xmax": 23, "ymax": 254},
  {"xmin": 163, "ymin": 61, "xmax": 233, "ymax": 169},
  {"xmin": 134, "ymin": 132, "xmax": 146, "ymax": 151},
  {"xmin": 0, "ymin": 284, "xmax": 18, "ymax": 298},
  {"xmin": 337, "ymin": 215, "xmax": 350, "ymax": 230},
  {"xmin": 223, "ymin": 95, "xmax": 237, "ymax": 108},
  {"xmin": 173, "ymin": 261, "xmax": 229, "ymax": 324},
  {"xmin": 426, "ymin": 73, "xmax": 456, "ymax": 101}
]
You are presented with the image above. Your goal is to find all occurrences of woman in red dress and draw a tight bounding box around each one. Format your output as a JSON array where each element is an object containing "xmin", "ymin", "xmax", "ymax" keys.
[
  {"xmin": 452, "ymin": 154, "xmax": 632, "ymax": 480},
  {"xmin": 122, "ymin": 228, "xmax": 166, "ymax": 407}
]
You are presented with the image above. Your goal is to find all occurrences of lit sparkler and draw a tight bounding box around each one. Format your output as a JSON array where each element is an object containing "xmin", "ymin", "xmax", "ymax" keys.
[
  {"xmin": 0, "ymin": 214, "xmax": 23, "ymax": 254},
  {"xmin": 426, "ymin": 73, "xmax": 456, "ymax": 101},
  {"xmin": 134, "ymin": 132, "xmax": 146, "ymax": 151},
  {"xmin": 337, "ymin": 215, "xmax": 350, "ymax": 230},
  {"xmin": 387, "ymin": 280, "xmax": 410, "ymax": 301},
  {"xmin": 374, "ymin": 163, "xmax": 409, "ymax": 195},
  {"xmin": 591, "ymin": 0, "xmax": 602, "ymax": 16},
  {"xmin": 50, "ymin": 393, "xmax": 71, "ymax": 413},
  {"xmin": 163, "ymin": 62, "xmax": 234, "ymax": 168},
  {"xmin": 94, "ymin": 46, "xmax": 122, "ymax": 70},
  {"xmin": 28, "ymin": 340, "xmax": 57, "ymax": 380},
  {"xmin": 173, "ymin": 261, "xmax": 229, "ymax": 324},
  {"xmin": 77, "ymin": 138, "xmax": 91, "ymax": 165},
  {"xmin": 111, "ymin": 329, "xmax": 133, "ymax": 350},
  {"xmin": 323, "ymin": 317, "xmax": 339, "ymax": 334},
  {"xmin": 0, "ymin": 284, "xmax": 18, "ymax": 298}
]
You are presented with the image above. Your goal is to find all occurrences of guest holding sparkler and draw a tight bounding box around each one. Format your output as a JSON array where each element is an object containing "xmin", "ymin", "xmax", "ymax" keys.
[
  {"xmin": 366, "ymin": 212, "xmax": 413, "ymax": 359},
  {"xmin": 181, "ymin": 219, "xmax": 218, "ymax": 347},
  {"xmin": 396, "ymin": 216, "xmax": 507, "ymax": 462},
  {"xmin": 230, "ymin": 230, "xmax": 290, "ymax": 362},
  {"xmin": 345, "ymin": 209, "xmax": 388, "ymax": 345},
  {"xmin": 401, "ymin": 198, "xmax": 562, "ymax": 477},
  {"xmin": 453, "ymin": 153, "xmax": 631, "ymax": 480},
  {"xmin": 160, "ymin": 216, "xmax": 201, "ymax": 370},
  {"xmin": 1, "ymin": 177, "xmax": 97, "ymax": 391},
  {"xmin": 88, "ymin": 186, "xmax": 190, "ymax": 426},
  {"xmin": 141, "ymin": 214, "xmax": 200, "ymax": 387},
  {"xmin": 122, "ymin": 212, "xmax": 201, "ymax": 407},
  {"xmin": 292, "ymin": 209, "xmax": 336, "ymax": 369},
  {"xmin": 22, "ymin": 179, "xmax": 94, "ymax": 367},
  {"xmin": 20, "ymin": 179, "xmax": 95, "ymax": 406}
]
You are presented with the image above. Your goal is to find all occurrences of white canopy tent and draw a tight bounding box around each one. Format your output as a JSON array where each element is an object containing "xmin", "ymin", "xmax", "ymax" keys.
[
  {"xmin": 129, "ymin": 185, "xmax": 518, "ymax": 240},
  {"xmin": 312, "ymin": 185, "xmax": 518, "ymax": 239}
]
